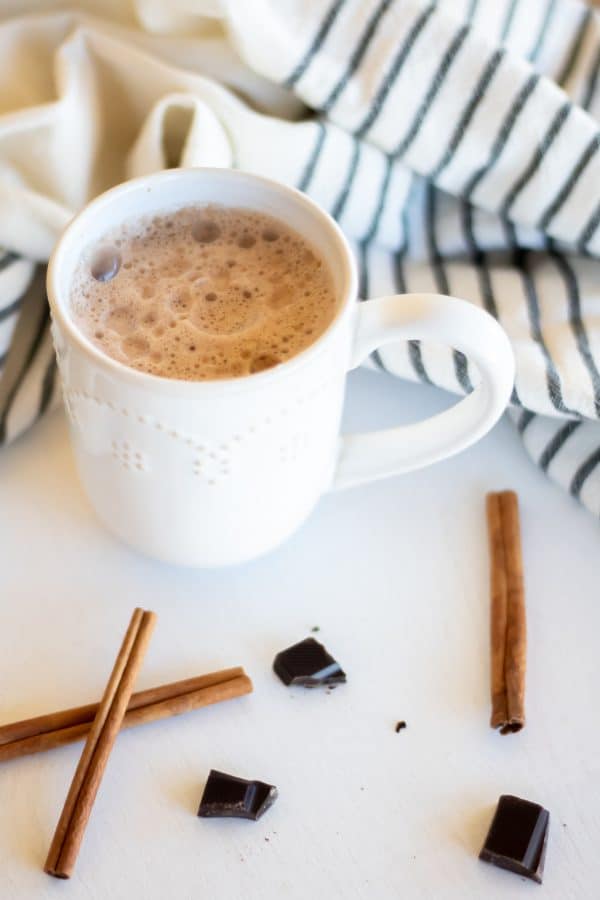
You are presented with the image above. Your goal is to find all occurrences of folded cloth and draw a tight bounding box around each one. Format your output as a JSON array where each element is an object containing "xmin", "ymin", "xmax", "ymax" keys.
[{"xmin": 1, "ymin": 0, "xmax": 600, "ymax": 518}]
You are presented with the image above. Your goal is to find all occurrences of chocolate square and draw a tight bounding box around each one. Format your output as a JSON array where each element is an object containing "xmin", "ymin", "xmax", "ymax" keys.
[
  {"xmin": 197, "ymin": 770, "xmax": 278, "ymax": 821},
  {"xmin": 273, "ymin": 637, "xmax": 346, "ymax": 687},
  {"xmin": 479, "ymin": 795, "xmax": 549, "ymax": 884}
]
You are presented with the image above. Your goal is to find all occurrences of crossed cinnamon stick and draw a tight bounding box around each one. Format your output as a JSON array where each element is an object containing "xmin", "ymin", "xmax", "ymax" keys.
[
  {"xmin": 0, "ymin": 667, "xmax": 252, "ymax": 764},
  {"xmin": 0, "ymin": 608, "xmax": 252, "ymax": 879},
  {"xmin": 44, "ymin": 609, "xmax": 157, "ymax": 878}
]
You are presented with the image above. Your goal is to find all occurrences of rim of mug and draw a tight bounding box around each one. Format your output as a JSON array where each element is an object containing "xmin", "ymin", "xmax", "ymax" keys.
[{"xmin": 47, "ymin": 167, "xmax": 358, "ymax": 393}]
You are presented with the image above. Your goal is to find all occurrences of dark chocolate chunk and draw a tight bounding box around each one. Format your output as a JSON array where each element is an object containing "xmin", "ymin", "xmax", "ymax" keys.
[
  {"xmin": 479, "ymin": 795, "xmax": 549, "ymax": 884},
  {"xmin": 395, "ymin": 721, "xmax": 407, "ymax": 733},
  {"xmin": 197, "ymin": 770, "xmax": 277, "ymax": 821},
  {"xmin": 273, "ymin": 637, "xmax": 346, "ymax": 687}
]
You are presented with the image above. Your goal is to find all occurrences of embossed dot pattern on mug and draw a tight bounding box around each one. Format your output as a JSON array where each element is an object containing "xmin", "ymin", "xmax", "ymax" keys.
[{"xmin": 70, "ymin": 205, "xmax": 339, "ymax": 381}]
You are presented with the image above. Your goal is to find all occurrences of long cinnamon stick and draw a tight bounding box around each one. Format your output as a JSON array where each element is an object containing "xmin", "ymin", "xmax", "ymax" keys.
[
  {"xmin": 0, "ymin": 668, "xmax": 251, "ymax": 763},
  {"xmin": 45, "ymin": 608, "xmax": 156, "ymax": 879},
  {"xmin": 487, "ymin": 493, "xmax": 509, "ymax": 728},
  {"xmin": 486, "ymin": 491, "xmax": 526, "ymax": 734}
]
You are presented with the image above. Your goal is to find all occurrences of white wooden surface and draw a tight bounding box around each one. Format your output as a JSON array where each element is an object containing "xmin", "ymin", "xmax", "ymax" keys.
[{"xmin": 1, "ymin": 369, "xmax": 599, "ymax": 900}]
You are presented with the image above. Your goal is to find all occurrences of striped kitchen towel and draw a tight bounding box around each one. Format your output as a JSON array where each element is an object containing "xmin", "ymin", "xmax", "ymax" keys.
[{"xmin": 1, "ymin": 0, "xmax": 600, "ymax": 515}]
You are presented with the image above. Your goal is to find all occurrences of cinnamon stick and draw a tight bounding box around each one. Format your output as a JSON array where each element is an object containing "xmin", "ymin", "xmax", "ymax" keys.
[
  {"xmin": 486, "ymin": 491, "xmax": 526, "ymax": 734},
  {"xmin": 45, "ymin": 608, "xmax": 156, "ymax": 879},
  {"xmin": 0, "ymin": 668, "xmax": 251, "ymax": 763}
]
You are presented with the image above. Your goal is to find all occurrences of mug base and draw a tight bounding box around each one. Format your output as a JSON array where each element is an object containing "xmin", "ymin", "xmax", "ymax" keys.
[{"xmin": 90, "ymin": 499, "xmax": 318, "ymax": 568}]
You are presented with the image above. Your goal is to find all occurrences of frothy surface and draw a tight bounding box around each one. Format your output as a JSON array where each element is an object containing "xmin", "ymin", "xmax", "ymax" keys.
[{"xmin": 70, "ymin": 205, "xmax": 338, "ymax": 381}]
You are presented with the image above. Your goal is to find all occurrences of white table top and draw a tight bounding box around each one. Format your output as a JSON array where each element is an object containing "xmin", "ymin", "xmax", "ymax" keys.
[{"xmin": 1, "ymin": 368, "xmax": 599, "ymax": 900}]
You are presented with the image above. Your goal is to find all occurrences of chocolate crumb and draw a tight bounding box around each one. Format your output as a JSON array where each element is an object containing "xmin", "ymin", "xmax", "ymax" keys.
[{"xmin": 395, "ymin": 721, "xmax": 407, "ymax": 733}]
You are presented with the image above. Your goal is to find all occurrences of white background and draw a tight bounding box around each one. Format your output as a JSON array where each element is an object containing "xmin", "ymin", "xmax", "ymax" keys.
[{"xmin": 1, "ymin": 369, "xmax": 599, "ymax": 899}]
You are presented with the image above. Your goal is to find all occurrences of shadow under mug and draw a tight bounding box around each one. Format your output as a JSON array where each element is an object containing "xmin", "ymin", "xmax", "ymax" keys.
[{"xmin": 47, "ymin": 168, "xmax": 514, "ymax": 567}]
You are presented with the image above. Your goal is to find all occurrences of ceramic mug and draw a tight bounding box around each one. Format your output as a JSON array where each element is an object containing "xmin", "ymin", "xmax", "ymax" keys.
[{"xmin": 47, "ymin": 168, "xmax": 514, "ymax": 566}]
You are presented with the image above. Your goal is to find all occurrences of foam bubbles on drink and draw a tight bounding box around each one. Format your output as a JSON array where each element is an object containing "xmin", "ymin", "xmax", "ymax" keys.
[
  {"xmin": 70, "ymin": 205, "xmax": 338, "ymax": 381},
  {"xmin": 191, "ymin": 219, "xmax": 221, "ymax": 244},
  {"xmin": 90, "ymin": 246, "xmax": 121, "ymax": 282}
]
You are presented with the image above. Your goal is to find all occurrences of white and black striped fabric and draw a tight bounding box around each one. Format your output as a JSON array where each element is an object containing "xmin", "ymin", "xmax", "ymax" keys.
[
  {"xmin": 0, "ymin": 254, "xmax": 57, "ymax": 445},
  {"xmin": 1, "ymin": 0, "xmax": 600, "ymax": 516}
]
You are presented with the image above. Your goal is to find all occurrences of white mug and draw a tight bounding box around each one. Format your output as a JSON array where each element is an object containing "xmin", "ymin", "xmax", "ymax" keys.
[{"xmin": 48, "ymin": 168, "xmax": 514, "ymax": 567}]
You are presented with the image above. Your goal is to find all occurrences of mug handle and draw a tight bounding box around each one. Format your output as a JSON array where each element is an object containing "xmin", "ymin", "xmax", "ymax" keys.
[{"xmin": 332, "ymin": 293, "xmax": 515, "ymax": 490}]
